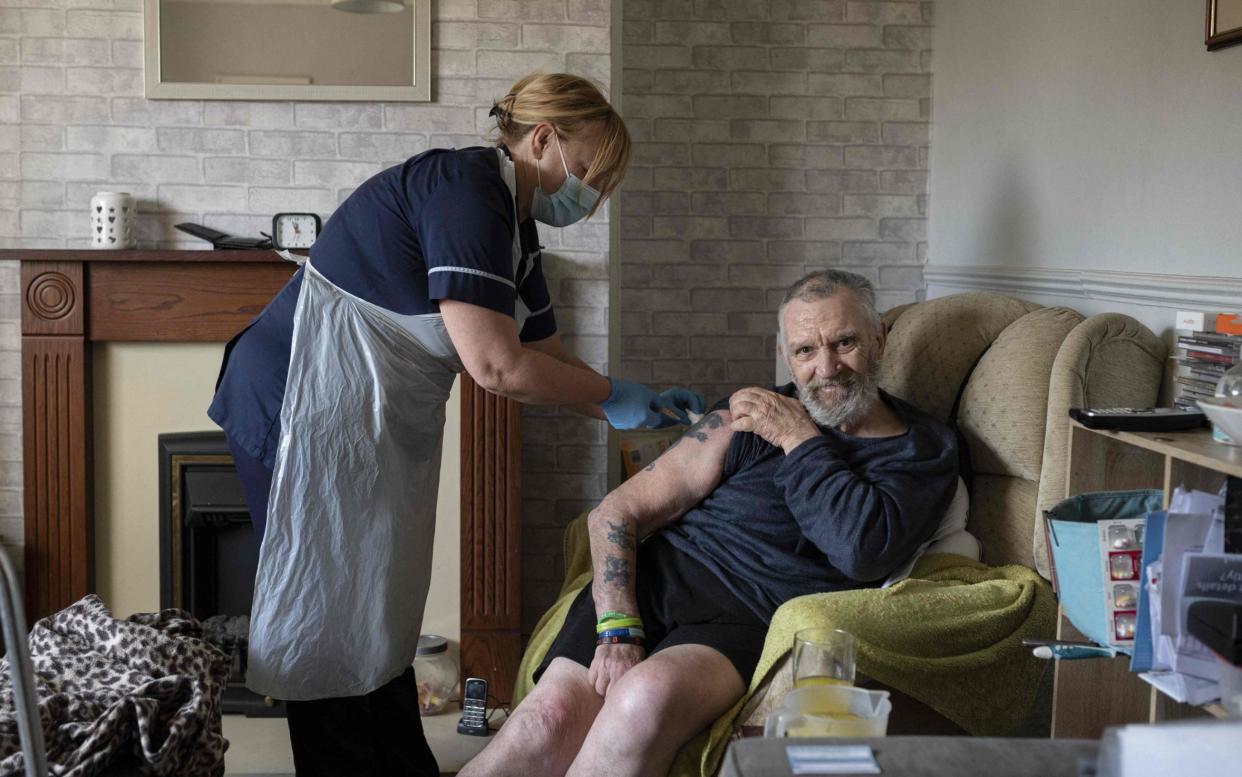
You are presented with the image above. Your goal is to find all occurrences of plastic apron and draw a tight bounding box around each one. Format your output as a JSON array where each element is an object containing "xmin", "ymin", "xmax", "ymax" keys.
[{"xmin": 247, "ymin": 147, "xmax": 530, "ymax": 700}]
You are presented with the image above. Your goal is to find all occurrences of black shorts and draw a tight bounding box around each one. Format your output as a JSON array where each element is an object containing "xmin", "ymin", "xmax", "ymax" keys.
[{"xmin": 534, "ymin": 534, "xmax": 768, "ymax": 684}]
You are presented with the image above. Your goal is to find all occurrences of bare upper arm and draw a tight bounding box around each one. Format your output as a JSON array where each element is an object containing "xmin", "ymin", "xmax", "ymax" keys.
[
  {"xmin": 439, "ymin": 299, "xmax": 521, "ymax": 387},
  {"xmin": 601, "ymin": 409, "xmax": 735, "ymax": 538}
]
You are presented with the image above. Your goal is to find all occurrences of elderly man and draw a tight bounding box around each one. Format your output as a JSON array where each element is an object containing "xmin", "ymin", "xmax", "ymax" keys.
[{"xmin": 459, "ymin": 270, "xmax": 959, "ymax": 777}]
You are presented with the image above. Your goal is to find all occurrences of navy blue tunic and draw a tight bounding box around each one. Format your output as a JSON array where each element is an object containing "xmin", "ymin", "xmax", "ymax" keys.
[
  {"xmin": 209, "ymin": 146, "xmax": 556, "ymax": 469},
  {"xmin": 660, "ymin": 387, "xmax": 959, "ymax": 622}
]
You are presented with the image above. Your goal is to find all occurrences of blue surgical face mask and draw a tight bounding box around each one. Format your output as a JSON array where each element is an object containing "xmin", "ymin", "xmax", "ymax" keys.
[{"xmin": 531, "ymin": 133, "xmax": 599, "ymax": 228}]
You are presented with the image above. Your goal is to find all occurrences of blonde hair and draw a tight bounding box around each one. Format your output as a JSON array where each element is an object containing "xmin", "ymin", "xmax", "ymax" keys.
[{"xmin": 490, "ymin": 72, "xmax": 631, "ymax": 217}]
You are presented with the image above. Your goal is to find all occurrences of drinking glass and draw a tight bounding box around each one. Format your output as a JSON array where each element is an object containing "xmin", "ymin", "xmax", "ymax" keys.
[{"xmin": 792, "ymin": 627, "xmax": 855, "ymax": 688}]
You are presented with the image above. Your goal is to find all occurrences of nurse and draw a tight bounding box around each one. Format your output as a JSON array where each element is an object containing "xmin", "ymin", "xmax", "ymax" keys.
[{"xmin": 208, "ymin": 72, "xmax": 703, "ymax": 777}]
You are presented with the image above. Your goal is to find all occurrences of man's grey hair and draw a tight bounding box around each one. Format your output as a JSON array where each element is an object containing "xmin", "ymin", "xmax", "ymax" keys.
[{"xmin": 777, "ymin": 269, "xmax": 882, "ymax": 351}]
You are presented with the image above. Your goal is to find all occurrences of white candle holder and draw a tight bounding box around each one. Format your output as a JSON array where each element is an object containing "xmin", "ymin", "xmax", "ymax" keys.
[{"xmin": 90, "ymin": 191, "xmax": 136, "ymax": 249}]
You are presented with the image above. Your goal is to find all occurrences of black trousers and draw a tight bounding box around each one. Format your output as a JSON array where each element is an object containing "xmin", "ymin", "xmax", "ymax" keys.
[
  {"xmin": 228, "ymin": 437, "xmax": 440, "ymax": 777},
  {"xmin": 284, "ymin": 667, "xmax": 439, "ymax": 777}
]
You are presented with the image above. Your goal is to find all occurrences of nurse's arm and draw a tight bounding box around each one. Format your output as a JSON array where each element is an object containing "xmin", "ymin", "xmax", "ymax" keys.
[
  {"xmin": 441, "ymin": 299, "xmax": 611, "ymax": 406},
  {"xmin": 586, "ymin": 410, "xmax": 734, "ymax": 627},
  {"xmin": 523, "ymin": 333, "xmax": 606, "ymax": 420}
]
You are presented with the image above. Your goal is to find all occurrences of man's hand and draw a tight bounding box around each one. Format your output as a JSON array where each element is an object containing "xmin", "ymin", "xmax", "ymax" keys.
[
  {"xmin": 587, "ymin": 642, "xmax": 646, "ymax": 697},
  {"xmin": 729, "ymin": 387, "xmax": 820, "ymax": 453}
]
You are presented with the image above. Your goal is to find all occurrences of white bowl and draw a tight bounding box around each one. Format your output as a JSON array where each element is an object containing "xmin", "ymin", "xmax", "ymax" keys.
[{"xmin": 1197, "ymin": 396, "xmax": 1242, "ymax": 445}]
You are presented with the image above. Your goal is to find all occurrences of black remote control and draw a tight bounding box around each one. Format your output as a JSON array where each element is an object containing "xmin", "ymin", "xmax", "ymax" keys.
[
  {"xmin": 175, "ymin": 222, "xmax": 271, "ymax": 250},
  {"xmin": 1068, "ymin": 407, "xmax": 1207, "ymax": 432},
  {"xmin": 175, "ymin": 222, "xmax": 230, "ymax": 244}
]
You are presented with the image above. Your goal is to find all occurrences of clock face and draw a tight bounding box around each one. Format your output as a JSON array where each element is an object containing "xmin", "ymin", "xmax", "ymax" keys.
[{"xmin": 275, "ymin": 213, "xmax": 318, "ymax": 249}]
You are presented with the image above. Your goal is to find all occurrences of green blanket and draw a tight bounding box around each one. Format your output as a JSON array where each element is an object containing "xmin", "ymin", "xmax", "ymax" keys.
[{"xmin": 513, "ymin": 518, "xmax": 1055, "ymax": 777}]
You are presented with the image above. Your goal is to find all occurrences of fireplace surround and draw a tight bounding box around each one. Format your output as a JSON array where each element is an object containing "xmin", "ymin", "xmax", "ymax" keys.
[{"xmin": 5, "ymin": 249, "xmax": 523, "ymax": 697}]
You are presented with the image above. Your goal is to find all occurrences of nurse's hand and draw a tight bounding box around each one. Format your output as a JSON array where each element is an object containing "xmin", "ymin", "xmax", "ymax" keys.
[
  {"xmin": 655, "ymin": 387, "xmax": 707, "ymax": 425},
  {"xmin": 600, "ymin": 378, "xmax": 706, "ymax": 429}
]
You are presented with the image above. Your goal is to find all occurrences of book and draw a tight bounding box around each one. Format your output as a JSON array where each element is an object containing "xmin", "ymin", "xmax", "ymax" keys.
[
  {"xmin": 1184, "ymin": 330, "xmax": 1242, "ymax": 347},
  {"xmin": 1185, "ymin": 370, "xmax": 1227, "ymax": 384},
  {"xmin": 1176, "ymin": 358, "xmax": 1230, "ymax": 376},
  {"xmin": 1173, "ymin": 312, "xmax": 1242, "ymax": 335},
  {"xmin": 1174, "ymin": 376, "xmax": 1218, "ymax": 394},
  {"xmin": 1217, "ymin": 313, "xmax": 1242, "ymax": 336},
  {"xmin": 1176, "ymin": 311, "xmax": 1214, "ymax": 332},
  {"xmin": 1176, "ymin": 336, "xmax": 1242, "ymax": 356},
  {"xmin": 1181, "ymin": 349, "xmax": 1237, "ymax": 365}
]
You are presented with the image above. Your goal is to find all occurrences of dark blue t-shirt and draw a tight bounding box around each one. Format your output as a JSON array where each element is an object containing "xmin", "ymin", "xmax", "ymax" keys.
[
  {"xmin": 659, "ymin": 386, "xmax": 959, "ymax": 622},
  {"xmin": 208, "ymin": 146, "xmax": 556, "ymax": 468}
]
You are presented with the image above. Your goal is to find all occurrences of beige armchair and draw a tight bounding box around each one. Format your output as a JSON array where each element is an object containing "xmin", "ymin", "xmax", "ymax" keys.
[
  {"xmin": 736, "ymin": 291, "xmax": 1167, "ymax": 733},
  {"xmin": 875, "ymin": 292, "xmax": 1165, "ymax": 576},
  {"xmin": 518, "ymin": 291, "xmax": 1169, "ymax": 745}
]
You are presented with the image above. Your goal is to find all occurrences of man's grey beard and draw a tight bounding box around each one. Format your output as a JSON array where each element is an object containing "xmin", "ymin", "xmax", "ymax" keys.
[{"xmin": 795, "ymin": 366, "xmax": 880, "ymax": 430}]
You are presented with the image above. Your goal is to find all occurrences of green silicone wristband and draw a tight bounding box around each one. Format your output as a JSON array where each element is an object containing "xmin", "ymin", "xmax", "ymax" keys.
[
  {"xmin": 596, "ymin": 617, "xmax": 644, "ymax": 633},
  {"xmin": 596, "ymin": 610, "xmax": 632, "ymax": 624}
]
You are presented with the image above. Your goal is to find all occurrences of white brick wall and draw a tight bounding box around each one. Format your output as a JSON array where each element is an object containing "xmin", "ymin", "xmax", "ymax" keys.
[
  {"xmin": 619, "ymin": 0, "xmax": 933, "ymax": 403},
  {"xmin": 0, "ymin": 0, "xmax": 614, "ymax": 636}
]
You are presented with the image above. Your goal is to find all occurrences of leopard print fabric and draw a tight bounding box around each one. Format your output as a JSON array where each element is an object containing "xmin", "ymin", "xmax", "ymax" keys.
[{"xmin": 0, "ymin": 595, "xmax": 230, "ymax": 776}]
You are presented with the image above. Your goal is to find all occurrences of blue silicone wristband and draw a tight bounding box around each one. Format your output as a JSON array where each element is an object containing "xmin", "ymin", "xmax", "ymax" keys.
[{"xmin": 596, "ymin": 628, "xmax": 646, "ymax": 639}]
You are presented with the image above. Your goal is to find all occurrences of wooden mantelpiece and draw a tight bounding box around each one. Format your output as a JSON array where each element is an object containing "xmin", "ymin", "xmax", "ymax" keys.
[
  {"xmin": 2, "ymin": 249, "xmax": 521, "ymax": 697},
  {"xmin": 7, "ymin": 249, "xmax": 294, "ymax": 621}
]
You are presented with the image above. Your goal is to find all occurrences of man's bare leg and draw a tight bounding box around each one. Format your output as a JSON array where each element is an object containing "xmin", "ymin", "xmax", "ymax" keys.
[
  {"xmin": 457, "ymin": 658, "xmax": 604, "ymax": 777},
  {"xmin": 565, "ymin": 645, "xmax": 746, "ymax": 777}
]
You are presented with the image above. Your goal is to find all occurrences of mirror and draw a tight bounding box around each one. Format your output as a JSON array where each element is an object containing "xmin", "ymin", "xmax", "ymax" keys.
[{"xmin": 144, "ymin": 0, "xmax": 430, "ymax": 101}]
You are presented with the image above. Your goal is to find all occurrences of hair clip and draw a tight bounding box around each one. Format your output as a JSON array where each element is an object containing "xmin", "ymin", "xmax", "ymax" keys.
[{"xmin": 488, "ymin": 103, "xmax": 501, "ymax": 118}]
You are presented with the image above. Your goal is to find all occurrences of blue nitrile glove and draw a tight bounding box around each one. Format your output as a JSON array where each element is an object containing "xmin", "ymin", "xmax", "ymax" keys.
[
  {"xmin": 653, "ymin": 387, "xmax": 707, "ymax": 426},
  {"xmin": 600, "ymin": 377, "xmax": 674, "ymax": 430}
]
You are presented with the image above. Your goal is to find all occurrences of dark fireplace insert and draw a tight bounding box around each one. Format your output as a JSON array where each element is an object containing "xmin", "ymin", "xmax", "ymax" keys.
[{"xmin": 158, "ymin": 431, "xmax": 283, "ymax": 717}]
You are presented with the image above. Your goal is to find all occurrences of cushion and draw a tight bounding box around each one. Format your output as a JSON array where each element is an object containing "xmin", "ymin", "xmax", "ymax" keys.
[
  {"xmin": 968, "ymin": 474, "xmax": 1040, "ymax": 568},
  {"xmin": 877, "ymin": 293, "xmax": 1041, "ymax": 421},
  {"xmin": 956, "ymin": 307, "xmax": 1083, "ymax": 482},
  {"xmin": 882, "ymin": 477, "xmax": 978, "ymax": 587},
  {"xmin": 1033, "ymin": 313, "xmax": 1166, "ymax": 576}
]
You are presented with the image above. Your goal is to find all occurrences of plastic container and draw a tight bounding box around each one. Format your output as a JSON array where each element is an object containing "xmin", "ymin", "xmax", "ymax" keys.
[
  {"xmin": 1201, "ymin": 364, "xmax": 1242, "ymax": 444},
  {"xmin": 1198, "ymin": 396, "xmax": 1242, "ymax": 446},
  {"xmin": 764, "ymin": 686, "xmax": 892, "ymax": 738},
  {"xmin": 1044, "ymin": 489, "xmax": 1164, "ymax": 652},
  {"xmin": 413, "ymin": 634, "xmax": 458, "ymax": 715}
]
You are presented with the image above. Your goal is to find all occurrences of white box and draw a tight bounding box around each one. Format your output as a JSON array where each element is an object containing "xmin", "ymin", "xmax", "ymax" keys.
[{"xmin": 1175, "ymin": 311, "xmax": 1215, "ymax": 332}]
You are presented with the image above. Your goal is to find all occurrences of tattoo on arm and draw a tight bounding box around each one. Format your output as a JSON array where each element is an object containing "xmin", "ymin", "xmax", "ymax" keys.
[
  {"xmin": 606, "ymin": 521, "xmax": 635, "ymax": 551},
  {"xmin": 683, "ymin": 411, "xmax": 724, "ymax": 443},
  {"xmin": 603, "ymin": 556, "xmax": 631, "ymax": 587},
  {"xmin": 646, "ymin": 412, "xmax": 726, "ymax": 472}
]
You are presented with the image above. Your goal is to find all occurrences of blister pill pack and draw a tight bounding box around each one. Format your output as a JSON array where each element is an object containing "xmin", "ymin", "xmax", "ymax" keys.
[{"xmin": 1098, "ymin": 517, "xmax": 1145, "ymax": 647}]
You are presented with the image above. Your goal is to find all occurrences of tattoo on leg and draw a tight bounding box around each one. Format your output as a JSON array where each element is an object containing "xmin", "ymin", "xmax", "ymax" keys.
[
  {"xmin": 606, "ymin": 521, "xmax": 635, "ymax": 551},
  {"xmin": 603, "ymin": 556, "xmax": 631, "ymax": 587}
]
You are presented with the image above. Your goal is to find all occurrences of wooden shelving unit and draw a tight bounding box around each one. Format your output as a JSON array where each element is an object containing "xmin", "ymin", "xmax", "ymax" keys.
[{"xmin": 1050, "ymin": 422, "xmax": 1240, "ymax": 738}]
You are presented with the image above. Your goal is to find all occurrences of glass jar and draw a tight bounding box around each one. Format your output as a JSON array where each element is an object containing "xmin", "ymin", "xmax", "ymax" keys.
[
  {"xmin": 413, "ymin": 634, "xmax": 458, "ymax": 715},
  {"xmin": 1213, "ymin": 364, "xmax": 1242, "ymax": 444}
]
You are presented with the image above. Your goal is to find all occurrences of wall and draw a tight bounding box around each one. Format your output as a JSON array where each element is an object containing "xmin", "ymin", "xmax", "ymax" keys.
[
  {"xmin": 618, "ymin": 0, "xmax": 934, "ymax": 403},
  {"xmin": 0, "ymin": 0, "xmax": 615, "ymax": 642},
  {"xmin": 927, "ymin": 0, "xmax": 1242, "ymax": 336}
]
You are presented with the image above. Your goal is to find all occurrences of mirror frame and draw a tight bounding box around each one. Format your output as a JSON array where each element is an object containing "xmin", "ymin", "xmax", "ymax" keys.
[
  {"xmin": 1207, "ymin": 0, "xmax": 1242, "ymax": 50},
  {"xmin": 143, "ymin": 0, "xmax": 431, "ymax": 101}
]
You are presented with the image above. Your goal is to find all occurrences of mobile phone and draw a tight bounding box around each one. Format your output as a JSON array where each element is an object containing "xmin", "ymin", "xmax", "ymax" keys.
[{"xmin": 456, "ymin": 677, "xmax": 489, "ymax": 736}]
